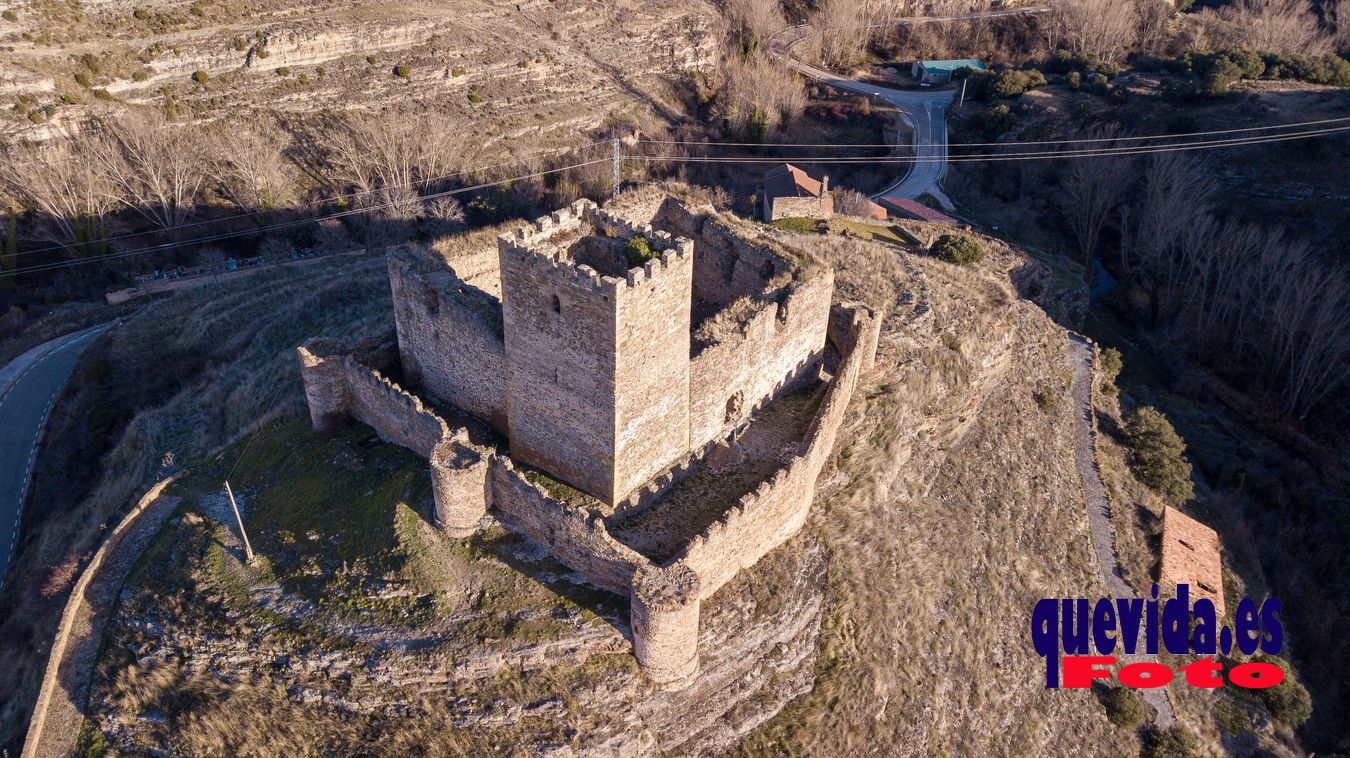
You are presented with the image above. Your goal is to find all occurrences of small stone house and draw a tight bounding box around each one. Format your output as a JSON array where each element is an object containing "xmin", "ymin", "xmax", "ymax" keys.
[{"xmin": 761, "ymin": 163, "xmax": 833, "ymax": 221}]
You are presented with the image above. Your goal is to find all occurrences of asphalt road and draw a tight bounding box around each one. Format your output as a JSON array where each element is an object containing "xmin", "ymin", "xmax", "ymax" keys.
[
  {"xmin": 771, "ymin": 5, "xmax": 1050, "ymax": 207},
  {"xmin": 0, "ymin": 323, "xmax": 112, "ymax": 585}
]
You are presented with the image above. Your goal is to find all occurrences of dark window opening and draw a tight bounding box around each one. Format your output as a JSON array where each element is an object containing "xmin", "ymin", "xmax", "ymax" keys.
[
  {"xmin": 1178, "ymin": 539, "xmax": 1195, "ymax": 551},
  {"xmin": 1197, "ymin": 581, "xmax": 1217, "ymax": 594},
  {"xmin": 550, "ymin": 294, "xmax": 561, "ymax": 314}
]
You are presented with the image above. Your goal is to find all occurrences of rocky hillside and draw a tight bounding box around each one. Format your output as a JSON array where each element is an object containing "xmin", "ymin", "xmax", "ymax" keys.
[
  {"xmin": 58, "ymin": 206, "xmax": 1140, "ymax": 753},
  {"xmin": 0, "ymin": 0, "xmax": 720, "ymax": 142}
]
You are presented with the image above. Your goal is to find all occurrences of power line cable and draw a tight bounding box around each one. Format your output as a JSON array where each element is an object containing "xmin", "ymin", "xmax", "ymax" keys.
[
  {"xmin": 627, "ymin": 125, "xmax": 1350, "ymax": 165},
  {"xmin": 8, "ymin": 139, "xmax": 610, "ymax": 260},
  {"xmin": 8, "ymin": 157, "xmax": 611, "ymax": 277},
  {"xmin": 636, "ymin": 116, "xmax": 1350, "ymax": 149}
]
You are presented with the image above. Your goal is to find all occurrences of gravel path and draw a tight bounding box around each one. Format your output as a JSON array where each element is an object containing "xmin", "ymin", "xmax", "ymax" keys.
[{"xmin": 1067, "ymin": 334, "xmax": 1175, "ymax": 727}]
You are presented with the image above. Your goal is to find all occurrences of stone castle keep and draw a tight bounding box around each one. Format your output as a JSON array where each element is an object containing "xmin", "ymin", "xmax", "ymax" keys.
[{"xmin": 297, "ymin": 191, "xmax": 880, "ymax": 688}]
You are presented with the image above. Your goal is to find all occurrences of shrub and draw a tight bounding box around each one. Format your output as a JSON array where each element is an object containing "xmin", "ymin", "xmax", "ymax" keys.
[
  {"xmin": 980, "ymin": 103, "xmax": 1016, "ymax": 138},
  {"xmin": 1253, "ymin": 655, "xmax": 1313, "ymax": 727},
  {"xmin": 233, "ymin": 36, "xmax": 247, "ymax": 51},
  {"xmin": 1100, "ymin": 347, "xmax": 1123, "ymax": 394},
  {"xmin": 256, "ymin": 47, "xmax": 270, "ymax": 59},
  {"xmin": 1, "ymin": 9, "xmax": 17, "ymax": 21},
  {"xmin": 1143, "ymin": 725, "xmax": 1200, "ymax": 758},
  {"xmin": 93, "ymin": 88, "xmax": 113, "ymax": 101},
  {"xmin": 74, "ymin": 70, "xmax": 92, "ymax": 87},
  {"xmin": 133, "ymin": 7, "xmax": 150, "ymax": 19},
  {"xmin": 623, "ymin": 234, "xmax": 659, "ymax": 267},
  {"xmin": 1067, "ymin": 70, "xmax": 1081, "ymax": 89},
  {"xmin": 989, "ymin": 68, "xmax": 1046, "ymax": 99},
  {"xmin": 1100, "ymin": 685, "xmax": 1145, "ymax": 728},
  {"xmin": 932, "ymin": 233, "xmax": 984, "ymax": 265},
  {"xmin": 275, "ymin": 66, "xmax": 290, "ymax": 76},
  {"xmin": 191, "ymin": 69, "xmax": 209, "ymax": 83},
  {"xmin": 366, "ymin": 54, "xmax": 377, "ymax": 65},
  {"xmin": 1124, "ymin": 406, "xmax": 1195, "ymax": 505},
  {"xmin": 451, "ymin": 66, "xmax": 467, "ymax": 76},
  {"xmin": 393, "ymin": 64, "xmax": 410, "ymax": 78}
]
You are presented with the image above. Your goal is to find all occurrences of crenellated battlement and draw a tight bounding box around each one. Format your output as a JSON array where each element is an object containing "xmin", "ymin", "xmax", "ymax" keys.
[{"xmin": 297, "ymin": 192, "xmax": 878, "ymax": 692}]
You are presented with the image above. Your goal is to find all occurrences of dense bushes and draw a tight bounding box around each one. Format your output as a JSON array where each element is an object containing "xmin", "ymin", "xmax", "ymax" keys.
[
  {"xmin": 1144, "ymin": 47, "xmax": 1350, "ymax": 101},
  {"xmin": 1099, "ymin": 685, "xmax": 1145, "ymax": 728},
  {"xmin": 623, "ymin": 234, "xmax": 658, "ymax": 267},
  {"xmin": 932, "ymin": 233, "xmax": 984, "ymax": 265},
  {"xmin": 1124, "ymin": 406, "xmax": 1195, "ymax": 505},
  {"xmin": 1253, "ymin": 655, "xmax": 1313, "ymax": 728},
  {"xmin": 1045, "ymin": 50, "xmax": 1121, "ymax": 79},
  {"xmin": 1143, "ymin": 725, "xmax": 1200, "ymax": 758},
  {"xmin": 963, "ymin": 68, "xmax": 1046, "ymax": 100}
]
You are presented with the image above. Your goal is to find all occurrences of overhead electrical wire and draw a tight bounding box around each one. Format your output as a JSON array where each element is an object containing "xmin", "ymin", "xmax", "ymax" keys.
[
  {"xmin": 628, "ymin": 125, "xmax": 1350, "ymax": 164},
  {"xmin": 8, "ymin": 138, "xmax": 613, "ymax": 260},
  {"xmin": 9, "ymin": 121, "xmax": 1348, "ymax": 277},
  {"xmin": 8, "ymin": 158, "xmax": 612, "ymax": 277},
  {"xmin": 636, "ymin": 116, "xmax": 1350, "ymax": 149}
]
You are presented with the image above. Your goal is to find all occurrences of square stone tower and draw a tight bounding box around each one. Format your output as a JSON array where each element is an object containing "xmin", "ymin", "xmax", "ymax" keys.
[{"xmin": 498, "ymin": 201, "xmax": 695, "ymax": 505}]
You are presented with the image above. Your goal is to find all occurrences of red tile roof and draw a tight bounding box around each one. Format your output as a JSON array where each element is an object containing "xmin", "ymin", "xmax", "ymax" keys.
[
  {"xmin": 878, "ymin": 197, "xmax": 958, "ymax": 224},
  {"xmin": 764, "ymin": 163, "xmax": 824, "ymax": 199}
]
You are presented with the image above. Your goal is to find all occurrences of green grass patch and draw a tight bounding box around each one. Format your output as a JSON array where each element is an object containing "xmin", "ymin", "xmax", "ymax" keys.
[
  {"xmin": 833, "ymin": 218, "xmax": 914, "ymax": 247},
  {"xmin": 770, "ymin": 216, "xmax": 825, "ymax": 234}
]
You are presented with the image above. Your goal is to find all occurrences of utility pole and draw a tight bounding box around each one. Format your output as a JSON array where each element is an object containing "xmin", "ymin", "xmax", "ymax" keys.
[
  {"xmin": 223, "ymin": 480, "xmax": 255, "ymax": 563},
  {"xmin": 958, "ymin": 79, "xmax": 967, "ymax": 109}
]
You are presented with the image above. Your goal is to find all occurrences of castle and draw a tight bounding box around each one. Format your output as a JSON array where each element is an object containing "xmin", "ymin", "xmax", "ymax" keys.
[{"xmin": 297, "ymin": 190, "xmax": 879, "ymax": 688}]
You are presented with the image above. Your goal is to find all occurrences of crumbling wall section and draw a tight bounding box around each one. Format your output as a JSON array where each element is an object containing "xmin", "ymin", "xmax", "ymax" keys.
[
  {"xmin": 688, "ymin": 271, "xmax": 835, "ymax": 450},
  {"xmin": 297, "ymin": 339, "xmax": 492, "ymax": 535},
  {"xmin": 388, "ymin": 250, "xmax": 508, "ymax": 433},
  {"xmin": 675, "ymin": 302, "xmax": 877, "ymax": 597}
]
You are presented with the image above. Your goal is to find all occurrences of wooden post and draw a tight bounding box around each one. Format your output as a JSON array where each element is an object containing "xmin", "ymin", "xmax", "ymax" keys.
[{"xmin": 223, "ymin": 480, "xmax": 255, "ymax": 563}]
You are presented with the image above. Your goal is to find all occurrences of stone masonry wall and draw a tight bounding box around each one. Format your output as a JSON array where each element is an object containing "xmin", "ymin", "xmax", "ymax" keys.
[
  {"xmin": 498, "ymin": 200, "xmax": 698, "ymax": 505},
  {"xmin": 499, "ymin": 204, "xmax": 621, "ymax": 503},
  {"xmin": 388, "ymin": 250, "xmax": 508, "ymax": 433},
  {"xmin": 688, "ymin": 272, "xmax": 835, "ymax": 451},
  {"xmin": 675, "ymin": 302, "xmax": 877, "ymax": 598},
  {"xmin": 488, "ymin": 457, "xmax": 651, "ymax": 596},
  {"xmin": 769, "ymin": 194, "xmax": 833, "ymax": 221}
]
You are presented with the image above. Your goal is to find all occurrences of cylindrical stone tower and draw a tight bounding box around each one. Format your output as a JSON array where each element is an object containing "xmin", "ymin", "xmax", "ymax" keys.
[{"xmin": 630, "ymin": 563, "xmax": 702, "ymax": 689}]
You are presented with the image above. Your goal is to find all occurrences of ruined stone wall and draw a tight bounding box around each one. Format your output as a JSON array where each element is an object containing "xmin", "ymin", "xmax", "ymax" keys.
[
  {"xmin": 650, "ymin": 199, "xmax": 792, "ymax": 309},
  {"xmin": 769, "ymin": 195, "xmax": 833, "ymax": 221},
  {"xmin": 297, "ymin": 339, "xmax": 492, "ymax": 534},
  {"xmin": 688, "ymin": 271, "xmax": 835, "ymax": 451},
  {"xmin": 675, "ymin": 302, "xmax": 877, "ymax": 598},
  {"xmin": 388, "ymin": 250, "xmax": 508, "ymax": 433},
  {"xmin": 488, "ymin": 458, "xmax": 651, "ymax": 596}
]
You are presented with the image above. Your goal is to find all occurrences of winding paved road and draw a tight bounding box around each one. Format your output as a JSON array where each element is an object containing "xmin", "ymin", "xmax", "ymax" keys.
[
  {"xmin": 0, "ymin": 323, "xmax": 113, "ymax": 585},
  {"xmin": 770, "ymin": 5, "xmax": 1050, "ymax": 208}
]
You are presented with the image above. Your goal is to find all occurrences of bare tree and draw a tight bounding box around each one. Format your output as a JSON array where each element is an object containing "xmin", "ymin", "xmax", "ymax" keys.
[
  {"xmin": 722, "ymin": 54, "xmax": 807, "ymax": 137},
  {"xmin": 322, "ymin": 110, "xmax": 464, "ymax": 218},
  {"xmin": 724, "ymin": 0, "xmax": 784, "ymax": 54},
  {"xmin": 1201, "ymin": 0, "xmax": 1334, "ymax": 55},
  {"xmin": 1058, "ymin": 131, "xmax": 1132, "ymax": 278},
  {"xmin": 834, "ymin": 187, "xmax": 878, "ymax": 217},
  {"xmin": 91, "ymin": 111, "xmax": 211, "ymax": 235},
  {"xmin": 210, "ymin": 118, "xmax": 295, "ymax": 213},
  {"xmin": 1050, "ymin": 0, "xmax": 1138, "ymax": 62},
  {"xmin": 0, "ymin": 138, "xmax": 115, "ymax": 254},
  {"xmin": 812, "ymin": 0, "xmax": 870, "ymax": 68}
]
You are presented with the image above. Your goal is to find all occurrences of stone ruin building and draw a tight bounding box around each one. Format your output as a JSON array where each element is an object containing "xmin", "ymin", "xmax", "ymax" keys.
[{"xmin": 297, "ymin": 191, "xmax": 880, "ymax": 689}]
